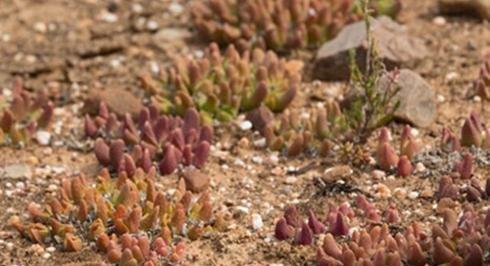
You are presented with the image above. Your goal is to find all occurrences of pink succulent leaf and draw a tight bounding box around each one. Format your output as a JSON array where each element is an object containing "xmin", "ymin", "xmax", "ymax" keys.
[
  {"xmin": 192, "ymin": 141, "xmax": 210, "ymax": 168},
  {"xmin": 153, "ymin": 116, "xmax": 169, "ymax": 142},
  {"xmin": 159, "ymin": 144, "xmax": 178, "ymax": 175},
  {"xmin": 84, "ymin": 115, "xmax": 98, "ymax": 138},
  {"xmin": 330, "ymin": 212, "xmax": 349, "ymax": 237},
  {"xmin": 284, "ymin": 205, "xmax": 301, "ymax": 228},
  {"xmin": 295, "ymin": 223, "xmax": 313, "ymax": 245},
  {"xmin": 98, "ymin": 102, "xmax": 109, "ymax": 119},
  {"xmin": 182, "ymin": 145, "xmax": 193, "ymax": 166},
  {"xmin": 275, "ymin": 217, "xmax": 294, "ymax": 240},
  {"xmin": 142, "ymin": 121, "xmax": 158, "ymax": 146},
  {"xmin": 109, "ymin": 139, "xmax": 125, "ymax": 170},
  {"xmin": 397, "ymin": 156, "xmax": 413, "ymax": 177},
  {"xmin": 183, "ymin": 108, "xmax": 201, "ymax": 135},
  {"xmin": 94, "ymin": 138, "xmax": 111, "ymax": 166},
  {"xmin": 138, "ymin": 107, "xmax": 151, "ymax": 130},
  {"xmin": 170, "ymin": 128, "xmax": 185, "ymax": 151},
  {"xmin": 308, "ymin": 210, "xmax": 325, "ymax": 235},
  {"xmin": 199, "ymin": 125, "xmax": 214, "ymax": 143}
]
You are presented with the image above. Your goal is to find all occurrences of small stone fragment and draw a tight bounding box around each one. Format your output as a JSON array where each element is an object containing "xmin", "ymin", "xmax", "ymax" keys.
[
  {"xmin": 183, "ymin": 170, "xmax": 210, "ymax": 193},
  {"xmin": 251, "ymin": 213, "xmax": 263, "ymax": 230},
  {"xmin": 35, "ymin": 130, "xmax": 51, "ymax": 146}
]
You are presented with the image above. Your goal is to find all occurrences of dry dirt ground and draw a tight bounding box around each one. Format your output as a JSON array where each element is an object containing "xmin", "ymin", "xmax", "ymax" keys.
[{"xmin": 0, "ymin": 0, "xmax": 489, "ymax": 266}]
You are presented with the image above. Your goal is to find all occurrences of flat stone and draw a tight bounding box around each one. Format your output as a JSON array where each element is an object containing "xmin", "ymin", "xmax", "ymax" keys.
[
  {"xmin": 379, "ymin": 69, "xmax": 437, "ymax": 128},
  {"xmin": 84, "ymin": 87, "xmax": 143, "ymax": 118},
  {"xmin": 314, "ymin": 16, "xmax": 428, "ymax": 81},
  {"xmin": 438, "ymin": 0, "xmax": 490, "ymax": 20},
  {"xmin": 183, "ymin": 170, "xmax": 210, "ymax": 193},
  {"xmin": 1, "ymin": 164, "xmax": 32, "ymax": 179}
]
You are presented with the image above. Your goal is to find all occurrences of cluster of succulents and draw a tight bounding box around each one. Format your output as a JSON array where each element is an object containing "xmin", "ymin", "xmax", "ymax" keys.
[
  {"xmin": 248, "ymin": 100, "xmax": 352, "ymax": 157},
  {"xmin": 438, "ymin": 160, "xmax": 490, "ymax": 202},
  {"xmin": 145, "ymin": 43, "xmax": 300, "ymax": 123},
  {"xmin": 248, "ymin": 91, "xmax": 408, "ymax": 158},
  {"xmin": 0, "ymin": 78, "xmax": 54, "ymax": 146},
  {"xmin": 10, "ymin": 168, "xmax": 224, "ymax": 264},
  {"xmin": 85, "ymin": 104, "xmax": 213, "ymax": 176},
  {"xmin": 474, "ymin": 53, "xmax": 489, "ymax": 100},
  {"xmin": 275, "ymin": 195, "xmax": 489, "ymax": 265},
  {"xmin": 274, "ymin": 195, "xmax": 400, "ymax": 245},
  {"xmin": 190, "ymin": 0, "xmax": 401, "ymax": 52},
  {"xmin": 318, "ymin": 207, "xmax": 489, "ymax": 265},
  {"xmin": 376, "ymin": 126, "xmax": 420, "ymax": 176}
]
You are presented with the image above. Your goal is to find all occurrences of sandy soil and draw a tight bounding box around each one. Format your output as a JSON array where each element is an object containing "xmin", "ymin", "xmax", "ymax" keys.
[{"xmin": 0, "ymin": 0, "xmax": 489, "ymax": 265}]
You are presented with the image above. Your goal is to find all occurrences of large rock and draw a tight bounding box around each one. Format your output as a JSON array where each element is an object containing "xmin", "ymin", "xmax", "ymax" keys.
[
  {"xmin": 380, "ymin": 69, "xmax": 437, "ymax": 128},
  {"xmin": 313, "ymin": 16, "xmax": 428, "ymax": 81},
  {"xmin": 438, "ymin": 0, "xmax": 490, "ymax": 20},
  {"xmin": 84, "ymin": 87, "xmax": 143, "ymax": 118}
]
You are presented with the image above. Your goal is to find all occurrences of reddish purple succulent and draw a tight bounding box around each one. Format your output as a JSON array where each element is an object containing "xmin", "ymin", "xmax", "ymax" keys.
[
  {"xmin": 86, "ymin": 106, "xmax": 213, "ymax": 176},
  {"xmin": 455, "ymin": 153, "xmax": 474, "ymax": 179}
]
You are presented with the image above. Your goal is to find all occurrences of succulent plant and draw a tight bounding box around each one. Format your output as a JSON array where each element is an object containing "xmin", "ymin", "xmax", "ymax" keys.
[
  {"xmin": 474, "ymin": 53, "xmax": 490, "ymax": 101},
  {"xmin": 460, "ymin": 112, "xmax": 490, "ymax": 149},
  {"xmin": 0, "ymin": 78, "xmax": 54, "ymax": 146},
  {"xmin": 85, "ymin": 104, "xmax": 213, "ymax": 176},
  {"xmin": 190, "ymin": 0, "xmax": 401, "ymax": 52},
  {"xmin": 274, "ymin": 196, "xmax": 397, "ymax": 245},
  {"xmin": 441, "ymin": 127, "xmax": 462, "ymax": 152},
  {"xmin": 317, "ymin": 203, "xmax": 489, "ymax": 266},
  {"xmin": 146, "ymin": 43, "xmax": 300, "ymax": 123},
  {"xmin": 375, "ymin": 126, "xmax": 419, "ymax": 175},
  {"xmin": 249, "ymin": 101, "xmax": 346, "ymax": 157},
  {"xmin": 454, "ymin": 153, "xmax": 474, "ymax": 179},
  {"xmin": 10, "ymin": 168, "xmax": 224, "ymax": 264}
]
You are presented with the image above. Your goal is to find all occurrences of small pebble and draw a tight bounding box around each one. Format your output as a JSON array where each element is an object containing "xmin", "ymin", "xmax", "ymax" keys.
[
  {"xmin": 15, "ymin": 182, "xmax": 25, "ymax": 189},
  {"xmin": 408, "ymin": 191, "xmax": 419, "ymax": 199},
  {"xmin": 46, "ymin": 246, "xmax": 56, "ymax": 253},
  {"xmin": 251, "ymin": 213, "xmax": 263, "ymax": 230},
  {"xmin": 375, "ymin": 183, "xmax": 391, "ymax": 199},
  {"xmin": 238, "ymin": 137, "xmax": 249, "ymax": 148},
  {"xmin": 132, "ymin": 3, "xmax": 143, "ymax": 13},
  {"xmin": 251, "ymin": 156, "xmax": 263, "ymax": 164},
  {"xmin": 253, "ymin": 138, "xmax": 266, "ymax": 148},
  {"xmin": 33, "ymin": 22, "xmax": 47, "ymax": 33},
  {"xmin": 445, "ymin": 72, "xmax": 458, "ymax": 81},
  {"xmin": 168, "ymin": 2, "xmax": 184, "ymax": 14},
  {"xmin": 235, "ymin": 206, "xmax": 249, "ymax": 214},
  {"xmin": 372, "ymin": 170, "xmax": 386, "ymax": 179},
  {"xmin": 35, "ymin": 130, "xmax": 51, "ymax": 146},
  {"xmin": 239, "ymin": 120, "xmax": 253, "ymax": 131},
  {"xmin": 437, "ymin": 94, "xmax": 446, "ymax": 103},
  {"xmin": 415, "ymin": 162, "xmax": 426, "ymax": 173},
  {"xmin": 101, "ymin": 12, "xmax": 118, "ymax": 22},
  {"xmin": 42, "ymin": 252, "xmax": 51, "ymax": 259},
  {"xmin": 147, "ymin": 20, "xmax": 158, "ymax": 31},
  {"xmin": 393, "ymin": 188, "xmax": 407, "ymax": 199},
  {"xmin": 6, "ymin": 242, "xmax": 14, "ymax": 251},
  {"xmin": 433, "ymin": 16, "xmax": 446, "ymax": 26},
  {"xmin": 285, "ymin": 176, "xmax": 297, "ymax": 184}
]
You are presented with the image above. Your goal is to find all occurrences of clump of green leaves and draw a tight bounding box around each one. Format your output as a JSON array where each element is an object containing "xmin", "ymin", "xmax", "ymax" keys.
[{"xmin": 143, "ymin": 43, "xmax": 300, "ymax": 124}]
